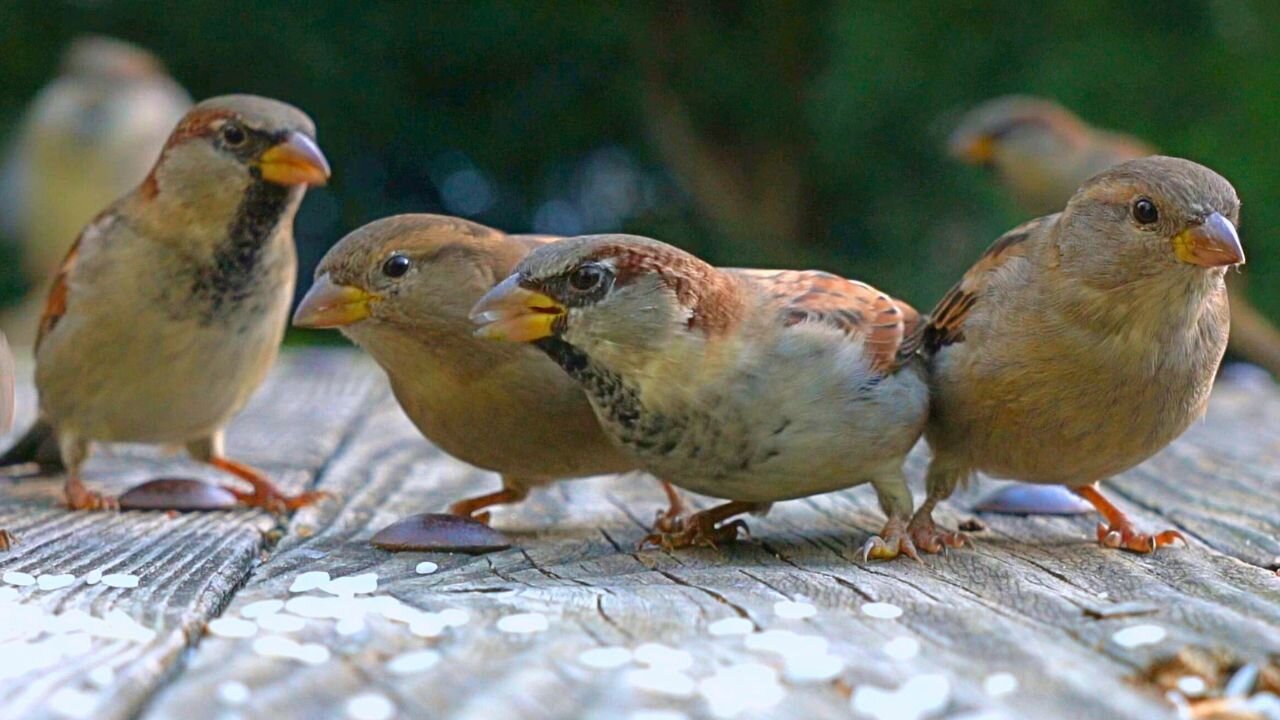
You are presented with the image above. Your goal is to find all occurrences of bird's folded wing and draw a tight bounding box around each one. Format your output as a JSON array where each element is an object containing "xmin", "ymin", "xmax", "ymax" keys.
[
  {"xmin": 35, "ymin": 209, "xmax": 115, "ymax": 352},
  {"xmin": 733, "ymin": 269, "xmax": 919, "ymax": 373},
  {"xmin": 923, "ymin": 215, "xmax": 1049, "ymax": 353}
]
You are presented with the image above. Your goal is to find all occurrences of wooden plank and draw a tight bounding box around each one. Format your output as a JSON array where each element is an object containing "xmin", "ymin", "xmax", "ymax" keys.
[
  {"xmin": 0, "ymin": 350, "xmax": 382, "ymax": 720},
  {"xmin": 144, "ymin": 368, "xmax": 1280, "ymax": 720}
]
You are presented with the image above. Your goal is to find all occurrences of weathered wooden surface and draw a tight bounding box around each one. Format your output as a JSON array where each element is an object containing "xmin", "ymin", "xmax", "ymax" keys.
[{"xmin": 1, "ymin": 350, "xmax": 1278, "ymax": 720}]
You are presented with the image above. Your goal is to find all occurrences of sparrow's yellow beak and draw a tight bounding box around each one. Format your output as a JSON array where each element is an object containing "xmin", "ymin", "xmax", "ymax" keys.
[
  {"xmin": 292, "ymin": 274, "xmax": 378, "ymax": 328},
  {"xmin": 1173, "ymin": 212, "xmax": 1245, "ymax": 268},
  {"xmin": 470, "ymin": 274, "xmax": 565, "ymax": 342},
  {"xmin": 949, "ymin": 132, "xmax": 996, "ymax": 165},
  {"xmin": 258, "ymin": 131, "xmax": 330, "ymax": 187}
]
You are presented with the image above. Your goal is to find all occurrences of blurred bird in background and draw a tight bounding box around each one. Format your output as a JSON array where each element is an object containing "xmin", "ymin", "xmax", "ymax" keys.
[
  {"xmin": 949, "ymin": 95, "xmax": 1280, "ymax": 379},
  {"xmin": 0, "ymin": 35, "xmax": 191, "ymax": 347}
]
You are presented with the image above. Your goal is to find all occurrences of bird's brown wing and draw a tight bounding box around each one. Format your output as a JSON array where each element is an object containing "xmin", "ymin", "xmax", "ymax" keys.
[
  {"xmin": 35, "ymin": 210, "xmax": 114, "ymax": 353},
  {"xmin": 923, "ymin": 215, "xmax": 1050, "ymax": 353},
  {"xmin": 735, "ymin": 269, "xmax": 919, "ymax": 374}
]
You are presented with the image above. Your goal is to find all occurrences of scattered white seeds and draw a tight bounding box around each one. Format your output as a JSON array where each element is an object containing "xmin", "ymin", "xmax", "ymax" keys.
[
  {"xmin": 438, "ymin": 608, "xmax": 470, "ymax": 627},
  {"xmin": 774, "ymin": 600, "xmax": 817, "ymax": 619},
  {"xmin": 624, "ymin": 668, "xmax": 697, "ymax": 698},
  {"xmin": 0, "ymin": 586, "xmax": 19, "ymax": 602},
  {"xmin": 409, "ymin": 615, "xmax": 445, "ymax": 638},
  {"xmin": 1111, "ymin": 624, "xmax": 1167, "ymax": 648},
  {"xmin": 256, "ymin": 613, "xmax": 306, "ymax": 633},
  {"xmin": 3, "ymin": 571, "xmax": 35, "ymax": 586},
  {"xmin": 1175, "ymin": 675, "xmax": 1207, "ymax": 697},
  {"xmin": 708, "ymin": 617, "xmax": 754, "ymax": 636},
  {"xmin": 240, "ymin": 599, "xmax": 285, "ymax": 619},
  {"xmin": 861, "ymin": 602, "xmax": 903, "ymax": 619},
  {"xmin": 698, "ymin": 662, "xmax": 786, "ymax": 717},
  {"xmin": 289, "ymin": 571, "xmax": 330, "ymax": 593},
  {"xmin": 217, "ymin": 681, "xmax": 251, "ymax": 706},
  {"xmin": 744, "ymin": 629, "xmax": 828, "ymax": 658},
  {"xmin": 100, "ymin": 573, "xmax": 140, "ymax": 589},
  {"xmin": 345, "ymin": 692, "xmax": 396, "ymax": 720},
  {"xmin": 252, "ymin": 635, "xmax": 330, "ymax": 665},
  {"xmin": 782, "ymin": 652, "xmax": 844, "ymax": 683},
  {"xmin": 415, "ymin": 561, "xmax": 439, "ymax": 575},
  {"xmin": 851, "ymin": 673, "xmax": 951, "ymax": 720},
  {"xmin": 387, "ymin": 649, "xmax": 442, "ymax": 675},
  {"xmin": 497, "ymin": 612, "xmax": 549, "ymax": 634},
  {"xmin": 578, "ymin": 646, "xmax": 633, "ymax": 670},
  {"xmin": 37, "ymin": 574, "xmax": 76, "ymax": 591},
  {"xmin": 1224, "ymin": 663, "xmax": 1260, "ymax": 698},
  {"xmin": 983, "ymin": 672, "xmax": 1018, "ymax": 697},
  {"xmin": 87, "ymin": 667, "xmax": 115, "ymax": 689},
  {"xmin": 48, "ymin": 686, "xmax": 97, "ymax": 719},
  {"xmin": 883, "ymin": 636, "xmax": 921, "ymax": 661},
  {"xmin": 208, "ymin": 617, "xmax": 258, "ymax": 639},
  {"xmin": 320, "ymin": 573, "xmax": 379, "ymax": 596},
  {"xmin": 336, "ymin": 615, "xmax": 366, "ymax": 636},
  {"xmin": 84, "ymin": 570, "xmax": 102, "ymax": 585},
  {"xmin": 634, "ymin": 643, "xmax": 694, "ymax": 671}
]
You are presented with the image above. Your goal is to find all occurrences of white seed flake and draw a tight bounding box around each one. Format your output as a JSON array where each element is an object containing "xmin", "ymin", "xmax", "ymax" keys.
[
  {"xmin": 634, "ymin": 643, "xmax": 693, "ymax": 671},
  {"xmin": 100, "ymin": 573, "xmax": 140, "ymax": 589},
  {"xmin": 240, "ymin": 599, "xmax": 285, "ymax": 618},
  {"xmin": 578, "ymin": 646, "xmax": 633, "ymax": 670},
  {"xmin": 497, "ymin": 612, "xmax": 549, "ymax": 634},
  {"xmin": 84, "ymin": 570, "xmax": 103, "ymax": 585},
  {"xmin": 336, "ymin": 615, "xmax": 366, "ymax": 636},
  {"xmin": 1175, "ymin": 675, "xmax": 1207, "ymax": 697},
  {"xmin": 1111, "ymin": 624, "xmax": 1167, "ymax": 648},
  {"xmin": 438, "ymin": 608, "xmax": 470, "ymax": 627},
  {"xmin": 883, "ymin": 636, "xmax": 921, "ymax": 661},
  {"xmin": 415, "ymin": 561, "xmax": 439, "ymax": 575},
  {"xmin": 208, "ymin": 617, "xmax": 258, "ymax": 639},
  {"xmin": 87, "ymin": 666, "xmax": 115, "ymax": 689},
  {"xmin": 851, "ymin": 673, "xmax": 951, "ymax": 720},
  {"xmin": 861, "ymin": 602, "xmax": 903, "ymax": 619},
  {"xmin": 257, "ymin": 613, "xmax": 306, "ymax": 633},
  {"xmin": 48, "ymin": 686, "xmax": 97, "ymax": 719},
  {"xmin": 744, "ymin": 629, "xmax": 828, "ymax": 658},
  {"xmin": 3, "ymin": 571, "xmax": 35, "ymax": 587},
  {"xmin": 774, "ymin": 600, "xmax": 817, "ymax": 619},
  {"xmin": 289, "ymin": 571, "xmax": 330, "ymax": 593},
  {"xmin": 252, "ymin": 635, "xmax": 331, "ymax": 665},
  {"xmin": 387, "ymin": 648, "xmax": 442, "ymax": 675},
  {"xmin": 37, "ymin": 574, "xmax": 77, "ymax": 591},
  {"xmin": 217, "ymin": 680, "xmax": 251, "ymax": 706},
  {"xmin": 983, "ymin": 672, "xmax": 1018, "ymax": 697},
  {"xmin": 320, "ymin": 573, "xmax": 378, "ymax": 597},
  {"xmin": 708, "ymin": 617, "xmax": 754, "ymax": 636},
  {"xmin": 345, "ymin": 692, "xmax": 396, "ymax": 720},
  {"xmin": 783, "ymin": 652, "xmax": 844, "ymax": 683},
  {"xmin": 624, "ymin": 668, "xmax": 697, "ymax": 698},
  {"xmin": 698, "ymin": 662, "xmax": 786, "ymax": 717}
]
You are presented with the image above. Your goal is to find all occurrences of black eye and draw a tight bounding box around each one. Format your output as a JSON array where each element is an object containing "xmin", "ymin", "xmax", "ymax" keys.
[
  {"xmin": 1133, "ymin": 198, "xmax": 1159, "ymax": 225},
  {"xmin": 221, "ymin": 123, "xmax": 247, "ymax": 147},
  {"xmin": 382, "ymin": 254, "xmax": 411, "ymax": 278},
  {"xmin": 568, "ymin": 264, "xmax": 605, "ymax": 292}
]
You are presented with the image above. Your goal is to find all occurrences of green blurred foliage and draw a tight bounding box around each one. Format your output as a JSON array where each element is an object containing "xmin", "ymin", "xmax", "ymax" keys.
[{"xmin": 0, "ymin": 0, "xmax": 1276, "ymax": 321}]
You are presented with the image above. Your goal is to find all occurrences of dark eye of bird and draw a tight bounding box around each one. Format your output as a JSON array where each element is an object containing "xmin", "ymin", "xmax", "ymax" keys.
[
  {"xmin": 382, "ymin": 254, "xmax": 411, "ymax": 278},
  {"xmin": 568, "ymin": 264, "xmax": 605, "ymax": 292},
  {"xmin": 1132, "ymin": 198, "xmax": 1159, "ymax": 225},
  {"xmin": 221, "ymin": 123, "xmax": 247, "ymax": 147}
]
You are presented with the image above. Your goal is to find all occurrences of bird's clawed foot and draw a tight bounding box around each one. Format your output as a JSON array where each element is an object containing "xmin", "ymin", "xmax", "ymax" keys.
[
  {"xmin": 906, "ymin": 514, "xmax": 969, "ymax": 555},
  {"xmin": 64, "ymin": 475, "xmax": 119, "ymax": 511},
  {"xmin": 861, "ymin": 517, "xmax": 920, "ymax": 562},
  {"xmin": 0, "ymin": 529, "xmax": 15, "ymax": 551},
  {"xmin": 208, "ymin": 457, "xmax": 329, "ymax": 514},
  {"xmin": 1095, "ymin": 521, "xmax": 1185, "ymax": 554},
  {"xmin": 641, "ymin": 515, "xmax": 749, "ymax": 551},
  {"xmin": 651, "ymin": 481, "xmax": 687, "ymax": 535}
]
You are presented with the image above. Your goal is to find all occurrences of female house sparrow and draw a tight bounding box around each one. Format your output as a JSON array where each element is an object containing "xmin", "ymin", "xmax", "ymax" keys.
[
  {"xmin": 0, "ymin": 95, "xmax": 330, "ymax": 512},
  {"xmin": 912, "ymin": 156, "xmax": 1243, "ymax": 553},
  {"xmin": 949, "ymin": 95, "xmax": 1280, "ymax": 380},
  {"xmin": 292, "ymin": 214, "xmax": 681, "ymax": 523},
  {"xmin": 471, "ymin": 235, "xmax": 930, "ymax": 557},
  {"xmin": 0, "ymin": 36, "xmax": 191, "ymax": 346}
]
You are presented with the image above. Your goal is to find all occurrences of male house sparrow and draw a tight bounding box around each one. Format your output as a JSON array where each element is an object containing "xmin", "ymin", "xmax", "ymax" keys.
[
  {"xmin": 949, "ymin": 94, "xmax": 1280, "ymax": 379},
  {"xmin": 471, "ymin": 234, "xmax": 930, "ymax": 557},
  {"xmin": 0, "ymin": 95, "xmax": 330, "ymax": 512},
  {"xmin": 0, "ymin": 36, "xmax": 190, "ymax": 346},
  {"xmin": 292, "ymin": 214, "xmax": 681, "ymax": 522},
  {"xmin": 911, "ymin": 156, "xmax": 1243, "ymax": 553}
]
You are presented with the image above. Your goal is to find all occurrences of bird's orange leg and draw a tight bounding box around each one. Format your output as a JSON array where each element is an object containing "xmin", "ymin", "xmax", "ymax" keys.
[
  {"xmin": 1072, "ymin": 485, "xmax": 1185, "ymax": 553},
  {"xmin": 863, "ymin": 515, "xmax": 921, "ymax": 562},
  {"xmin": 64, "ymin": 472, "xmax": 118, "ymax": 511},
  {"xmin": 207, "ymin": 457, "xmax": 328, "ymax": 514},
  {"xmin": 640, "ymin": 500, "xmax": 761, "ymax": 550},
  {"xmin": 651, "ymin": 481, "xmax": 686, "ymax": 535},
  {"xmin": 0, "ymin": 529, "xmax": 15, "ymax": 551},
  {"xmin": 905, "ymin": 494, "xmax": 968, "ymax": 555},
  {"xmin": 448, "ymin": 488, "xmax": 526, "ymax": 525}
]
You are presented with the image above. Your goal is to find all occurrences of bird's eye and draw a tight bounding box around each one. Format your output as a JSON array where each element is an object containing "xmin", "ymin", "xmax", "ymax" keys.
[
  {"xmin": 221, "ymin": 123, "xmax": 247, "ymax": 147},
  {"xmin": 1132, "ymin": 198, "xmax": 1159, "ymax": 225},
  {"xmin": 382, "ymin": 254, "xmax": 411, "ymax": 278},
  {"xmin": 568, "ymin": 264, "xmax": 605, "ymax": 292}
]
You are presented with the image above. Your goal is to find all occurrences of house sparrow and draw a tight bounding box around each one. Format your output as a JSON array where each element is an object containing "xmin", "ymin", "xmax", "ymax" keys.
[
  {"xmin": 949, "ymin": 94, "xmax": 1280, "ymax": 379},
  {"xmin": 913, "ymin": 156, "xmax": 1242, "ymax": 554},
  {"xmin": 0, "ymin": 332, "xmax": 12, "ymax": 550},
  {"xmin": 0, "ymin": 35, "xmax": 191, "ymax": 346},
  {"xmin": 292, "ymin": 214, "xmax": 685, "ymax": 523},
  {"xmin": 0, "ymin": 95, "xmax": 330, "ymax": 513},
  {"xmin": 471, "ymin": 234, "xmax": 930, "ymax": 557}
]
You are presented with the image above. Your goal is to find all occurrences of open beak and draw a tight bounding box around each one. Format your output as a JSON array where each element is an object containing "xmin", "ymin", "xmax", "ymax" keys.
[
  {"xmin": 258, "ymin": 131, "xmax": 330, "ymax": 187},
  {"xmin": 1173, "ymin": 212, "xmax": 1244, "ymax": 268},
  {"xmin": 292, "ymin": 274, "xmax": 377, "ymax": 328},
  {"xmin": 470, "ymin": 274, "xmax": 565, "ymax": 342},
  {"xmin": 948, "ymin": 131, "xmax": 995, "ymax": 166}
]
